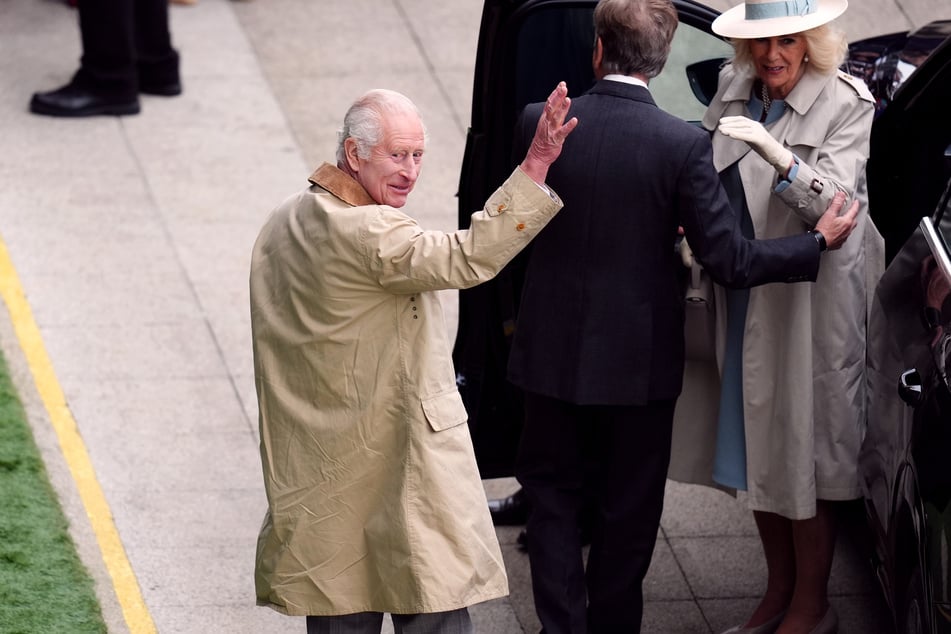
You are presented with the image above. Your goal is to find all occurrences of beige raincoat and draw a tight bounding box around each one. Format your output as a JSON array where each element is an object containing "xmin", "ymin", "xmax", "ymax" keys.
[
  {"xmin": 669, "ymin": 63, "xmax": 884, "ymax": 519},
  {"xmin": 251, "ymin": 164, "xmax": 561, "ymax": 615}
]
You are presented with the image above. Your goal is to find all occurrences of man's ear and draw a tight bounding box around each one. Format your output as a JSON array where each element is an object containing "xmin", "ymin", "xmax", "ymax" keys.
[
  {"xmin": 592, "ymin": 37, "xmax": 604, "ymax": 77},
  {"xmin": 344, "ymin": 138, "xmax": 361, "ymax": 172}
]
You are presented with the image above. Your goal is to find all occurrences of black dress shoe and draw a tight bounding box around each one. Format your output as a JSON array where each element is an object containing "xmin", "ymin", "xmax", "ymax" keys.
[
  {"xmin": 139, "ymin": 79, "xmax": 182, "ymax": 97},
  {"xmin": 30, "ymin": 82, "xmax": 139, "ymax": 117},
  {"xmin": 488, "ymin": 488, "xmax": 531, "ymax": 526}
]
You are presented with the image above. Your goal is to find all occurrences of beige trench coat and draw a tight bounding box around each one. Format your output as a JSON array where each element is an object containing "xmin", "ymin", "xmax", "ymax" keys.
[
  {"xmin": 251, "ymin": 164, "xmax": 562, "ymax": 615},
  {"xmin": 669, "ymin": 64, "xmax": 884, "ymax": 519}
]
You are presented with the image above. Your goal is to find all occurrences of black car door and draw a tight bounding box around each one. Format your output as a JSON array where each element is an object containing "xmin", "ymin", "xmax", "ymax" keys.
[
  {"xmin": 859, "ymin": 33, "xmax": 951, "ymax": 633},
  {"xmin": 452, "ymin": 0, "xmax": 731, "ymax": 478},
  {"xmin": 862, "ymin": 172, "xmax": 951, "ymax": 634}
]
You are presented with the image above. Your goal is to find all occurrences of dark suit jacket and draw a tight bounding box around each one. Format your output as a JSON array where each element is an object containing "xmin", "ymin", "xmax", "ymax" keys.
[{"xmin": 506, "ymin": 79, "xmax": 820, "ymax": 406}]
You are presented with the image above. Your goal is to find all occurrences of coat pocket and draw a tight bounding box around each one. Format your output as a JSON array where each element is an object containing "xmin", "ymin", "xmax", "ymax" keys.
[{"xmin": 421, "ymin": 390, "xmax": 469, "ymax": 432}]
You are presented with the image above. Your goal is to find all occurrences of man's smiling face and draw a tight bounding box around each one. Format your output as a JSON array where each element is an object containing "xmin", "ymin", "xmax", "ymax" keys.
[{"xmin": 347, "ymin": 110, "xmax": 425, "ymax": 208}]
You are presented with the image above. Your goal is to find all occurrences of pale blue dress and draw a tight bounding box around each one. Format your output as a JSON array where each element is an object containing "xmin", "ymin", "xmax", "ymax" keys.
[{"xmin": 711, "ymin": 92, "xmax": 789, "ymax": 491}]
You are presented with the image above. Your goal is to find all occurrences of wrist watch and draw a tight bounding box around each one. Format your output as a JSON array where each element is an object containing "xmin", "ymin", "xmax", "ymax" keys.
[{"xmin": 809, "ymin": 230, "xmax": 827, "ymax": 252}]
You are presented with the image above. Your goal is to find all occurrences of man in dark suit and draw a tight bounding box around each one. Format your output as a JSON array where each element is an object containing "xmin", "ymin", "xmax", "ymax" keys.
[{"xmin": 505, "ymin": 0, "xmax": 859, "ymax": 631}]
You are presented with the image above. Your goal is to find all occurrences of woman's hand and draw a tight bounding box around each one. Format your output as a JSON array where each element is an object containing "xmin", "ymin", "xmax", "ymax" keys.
[{"xmin": 718, "ymin": 115, "xmax": 794, "ymax": 178}]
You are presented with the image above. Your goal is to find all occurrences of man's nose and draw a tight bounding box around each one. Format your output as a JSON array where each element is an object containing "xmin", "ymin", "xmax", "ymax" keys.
[{"xmin": 399, "ymin": 156, "xmax": 419, "ymax": 179}]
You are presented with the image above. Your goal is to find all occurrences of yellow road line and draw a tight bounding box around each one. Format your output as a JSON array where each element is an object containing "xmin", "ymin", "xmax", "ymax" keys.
[{"xmin": 0, "ymin": 237, "xmax": 156, "ymax": 633}]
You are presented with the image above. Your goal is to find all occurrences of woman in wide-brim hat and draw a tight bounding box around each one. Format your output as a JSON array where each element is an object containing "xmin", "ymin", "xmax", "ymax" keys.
[{"xmin": 669, "ymin": 1, "xmax": 883, "ymax": 632}]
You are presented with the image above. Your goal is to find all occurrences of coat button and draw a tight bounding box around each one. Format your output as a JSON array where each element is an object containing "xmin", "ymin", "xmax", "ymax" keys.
[
  {"xmin": 516, "ymin": 223, "xmax": 526, "ymax": 231},
  {"xmin": 497, "ymin": 204, "xmax": 506, "ymax": 213}
]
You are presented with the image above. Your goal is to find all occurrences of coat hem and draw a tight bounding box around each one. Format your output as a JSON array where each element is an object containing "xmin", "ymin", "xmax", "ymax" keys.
[
  {"xmin": 747, "ymin": 488, "xmax": 861, "ymax": 520},
  {"xmin": 256, "ymin": 583, "xmax": 510, "ymax": 617},
  {"xmin": 747, "ymin": 495, "xmax": 816, "ymax": 520},
  {"xmin": 815, "ymin": 485, "xmax": 861, "ymax": 502}
]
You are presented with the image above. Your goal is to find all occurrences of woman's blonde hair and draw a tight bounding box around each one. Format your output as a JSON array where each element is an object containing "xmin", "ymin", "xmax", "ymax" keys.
[{"xmin": 730, "ymin": 23, "xmax": 848, "ymax": 76}]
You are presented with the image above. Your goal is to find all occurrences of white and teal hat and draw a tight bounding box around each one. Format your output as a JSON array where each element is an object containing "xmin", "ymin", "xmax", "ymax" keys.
[{"xmin": 712, "ymin": 0, "xmax": 848, "ymax": 38}]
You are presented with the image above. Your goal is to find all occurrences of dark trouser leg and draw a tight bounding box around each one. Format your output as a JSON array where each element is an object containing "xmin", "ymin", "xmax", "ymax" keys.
[
  {"xmin": 75, "ymin": 0, "xmax": 137, "ymax": 97},
  {"xmin": 75, "ymin": 0, "xmax": 178, "ymax": 95},
  {"xmin": 134, "ymin": 0, "xmax": 180, "ymax": 89},
  {"xmin": 516, "ymin": 392, "xmax": 590, "ymax": 634},
  {"xmin": 392, "ymin": 608, "xmax": 473, "ymax": 634},
  {"xmin": 584, "ymin": 399, "xmax": 675, "ymax": 633},
  {"xmin": 306, "ymin": 612, "xmax": 384, "ymax": 634}
]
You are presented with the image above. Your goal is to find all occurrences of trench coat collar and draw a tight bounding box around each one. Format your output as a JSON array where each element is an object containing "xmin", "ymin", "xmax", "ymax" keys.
[
  {"xmin": 706, "ymin": 64, "xmax": 833, "ymax": 119},
  {"xmin": 308, "ymin": 162, "xmax": 377, "ymax": 207},
  {"xmin": 587, "ymin": 78, "xmax": 657, "ymax": 107},
  {"xmin": 704, "ymin": 64, "xmax": 834, "ymax": 171},
  {"xmin": 774, "ymin": 66, "xmax": 833, "ymax": 116}
]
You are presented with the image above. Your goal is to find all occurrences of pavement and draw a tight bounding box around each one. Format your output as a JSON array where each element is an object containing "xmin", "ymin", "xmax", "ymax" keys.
[{"xmin": 0, "ymin": 0, "xmax": 943, "ymax": 632}]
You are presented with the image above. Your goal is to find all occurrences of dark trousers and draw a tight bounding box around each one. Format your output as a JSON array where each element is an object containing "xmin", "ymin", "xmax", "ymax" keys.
[
  {"xmin": 74, "ymin": 0, "xmax": 179, "ymax": 97},
  {"xmin": 515, "ymin": 391, "xmax": 676, "ymax": 634}
]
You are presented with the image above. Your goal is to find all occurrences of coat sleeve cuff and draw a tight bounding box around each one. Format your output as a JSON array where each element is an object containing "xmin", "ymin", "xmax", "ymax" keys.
[
  {"xmin": 774, "ymin": 158, "xmax": 828, "ymax": 223},
  {"xmin": 484, "ymin": 167, "xmax": 563, "ymax": 219}
]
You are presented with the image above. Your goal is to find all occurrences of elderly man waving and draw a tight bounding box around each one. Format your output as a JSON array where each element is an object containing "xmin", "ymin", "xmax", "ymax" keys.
[{"xmin": 249, "ymin": 83, "xmax": 577, "ymax": 634}]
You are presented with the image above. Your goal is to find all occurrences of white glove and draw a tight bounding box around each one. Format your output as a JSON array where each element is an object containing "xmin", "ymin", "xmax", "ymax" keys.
[
  {"xmin": 679, "ymin": 237, "xmax": 695, "ymax": 268},
  {"xmin": 718, "ymin": 115, "xmax": 794, "ymax": 176}
]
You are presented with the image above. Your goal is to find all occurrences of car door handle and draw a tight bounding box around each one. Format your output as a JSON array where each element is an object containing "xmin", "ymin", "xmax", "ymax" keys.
[{"xmin": 898, "ymin": 369, "xmax": 922, "ymax": 407}]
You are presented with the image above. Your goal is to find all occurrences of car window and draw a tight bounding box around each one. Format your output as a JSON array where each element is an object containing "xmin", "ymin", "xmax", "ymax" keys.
[
  {"xmin": 652, "ymin": 22, "xmax": 733, "ymax": 122},
  {"xmin": 514, "ymin": 7, "xmax": 596, "ymax": 111}
]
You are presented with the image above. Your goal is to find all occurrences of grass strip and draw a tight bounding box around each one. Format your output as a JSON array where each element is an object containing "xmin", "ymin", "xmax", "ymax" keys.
[{"xmin": 0, "ymin": 349, "xmax": 106, "ymax": 634}]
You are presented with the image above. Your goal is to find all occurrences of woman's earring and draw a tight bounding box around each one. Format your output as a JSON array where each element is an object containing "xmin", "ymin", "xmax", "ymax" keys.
[{"xmin": 804, "ymin": 54, "xmax": 810, "ymax": 63}]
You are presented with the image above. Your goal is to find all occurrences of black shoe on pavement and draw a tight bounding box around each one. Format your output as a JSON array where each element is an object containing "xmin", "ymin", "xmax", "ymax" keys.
[
  {"xmin": 488, "ymin": 488, "xmax": 531, "ymax": 526},
  {"xmin": 30, "ymin": 82, "xmax": 139, "ymax": 117},
  {"xmin": 139, "ymin": 79, "xmax": 182, "ymax": 97}
]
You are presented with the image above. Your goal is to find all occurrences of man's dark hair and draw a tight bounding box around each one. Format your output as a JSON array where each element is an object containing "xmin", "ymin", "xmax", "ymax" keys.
[{"xmin": 594, "ymin": 0, "xmax": 679, "ymax": 79}]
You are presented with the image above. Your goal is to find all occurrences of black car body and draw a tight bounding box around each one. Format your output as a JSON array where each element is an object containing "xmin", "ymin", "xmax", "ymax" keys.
[
  {"xmin": 857, "ymin": 22, "xmax": 951, "ymax": 634},
  {"xmin": 451, "ymin": 3, "xmax": 951, "ymax": 633}
]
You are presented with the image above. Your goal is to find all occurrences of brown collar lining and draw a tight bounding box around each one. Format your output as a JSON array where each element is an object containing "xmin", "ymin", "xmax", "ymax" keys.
[{"xmin": 307, "ymin": 163, "xmax": 376, "ymax": 207}]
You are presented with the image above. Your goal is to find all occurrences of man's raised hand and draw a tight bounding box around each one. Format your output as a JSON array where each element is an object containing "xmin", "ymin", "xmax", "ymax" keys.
[{"xmin": 520, "ymin": 81, "xmax": 578, "ymax": 184}]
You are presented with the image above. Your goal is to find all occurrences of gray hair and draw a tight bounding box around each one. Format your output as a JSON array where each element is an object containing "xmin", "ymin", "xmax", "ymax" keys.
[
  {"xmin": 594, "ymin": 0, "xmax": 679, "ymax": 79},
  {"xmin": 336, "ymin": 89, "xmax": 426, "ymax": 164}
]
